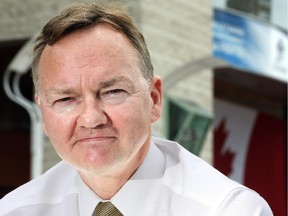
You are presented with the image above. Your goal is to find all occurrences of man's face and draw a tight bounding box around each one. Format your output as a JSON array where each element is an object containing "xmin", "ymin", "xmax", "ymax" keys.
[{"xmin": 36, "ymin": 24, "xmax": 162, "ymax": 176}]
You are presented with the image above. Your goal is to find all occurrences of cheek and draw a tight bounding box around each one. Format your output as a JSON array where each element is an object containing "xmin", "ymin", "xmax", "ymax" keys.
[
  {"xmin": 41, "ymin": 109, "xmax": 77, "ymax": 144},
  {"xmin": 109, "ymin": 99, "xmax": 151, "ymax": 135}
]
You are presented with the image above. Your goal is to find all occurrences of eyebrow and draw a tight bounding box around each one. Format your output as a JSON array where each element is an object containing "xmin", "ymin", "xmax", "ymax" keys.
[
  {"xmin": 47, "ymin": 88, "xmax": 75, "ymax": 95},
  {"xmin": 98, "ymin": 76, "xmax": 135, "ymax": 91}
]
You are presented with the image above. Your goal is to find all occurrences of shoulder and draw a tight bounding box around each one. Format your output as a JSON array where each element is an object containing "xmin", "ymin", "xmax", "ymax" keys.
[
  {"xmin": 152, "ymin": 137, "xmax": 273, "ymax": 215},
  {"xmin": 0, "ymin": 161, "xmax": 78, "ymax": 215},
  {"xmin": 215, "ymin": 187, "xmax": 273, "ymax": 215},
  {"xmin": 153, "ymin": 137, "xmax": 241, "ymax": 195}
]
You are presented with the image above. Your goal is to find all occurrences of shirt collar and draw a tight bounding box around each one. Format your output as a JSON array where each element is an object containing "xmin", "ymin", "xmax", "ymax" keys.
[
  {"xmin": 130, "ymin": 138, "xmax": 165, "ymax": 180},
  {"xmin": 76, "ymin": 173, "xmax": 102, "ymax": 216},
  {"xmin": 112, "ymin": 138, "xmax": 166, "ymax": 214}
]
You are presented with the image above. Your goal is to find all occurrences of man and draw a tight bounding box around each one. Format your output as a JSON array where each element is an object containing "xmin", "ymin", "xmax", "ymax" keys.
[{"xmin": 0, "ymin": 2, "xmax": 273, "ymax": 216}]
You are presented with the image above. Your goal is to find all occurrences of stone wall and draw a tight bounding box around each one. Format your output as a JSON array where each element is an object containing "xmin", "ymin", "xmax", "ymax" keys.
[
  {"xmin": 0, "ymin": 0, "xmax": 140, "ymax": 40},
  {"xmin": 141, "ymin": 0, "xmax": 213, "ymax": 163}
]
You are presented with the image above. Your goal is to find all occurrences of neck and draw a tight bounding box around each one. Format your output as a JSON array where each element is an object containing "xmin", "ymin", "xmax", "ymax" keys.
[{"xmin": 81, "ymin": 172, "xmax": 129, "ymax": 200}]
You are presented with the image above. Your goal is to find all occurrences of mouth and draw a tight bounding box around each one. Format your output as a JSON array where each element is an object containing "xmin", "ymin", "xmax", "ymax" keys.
[{"xmin": 76, "ymin": 136, "xmax": 116, "ymax": 145}]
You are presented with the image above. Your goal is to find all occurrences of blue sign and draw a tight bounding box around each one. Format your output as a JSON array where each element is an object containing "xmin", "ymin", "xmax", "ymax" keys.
[{"xmin": 212, "ymin": 8, "xmax": 288, "ymax": 82}]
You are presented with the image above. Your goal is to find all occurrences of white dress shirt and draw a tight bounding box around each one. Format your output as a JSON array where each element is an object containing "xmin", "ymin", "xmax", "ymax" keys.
[{"xmin": 0, "ymin": 137, "xmax": 273, "ymax": 216}]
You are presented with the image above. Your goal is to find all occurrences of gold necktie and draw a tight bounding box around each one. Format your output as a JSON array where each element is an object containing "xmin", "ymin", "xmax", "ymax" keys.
[{"xmin": 93, "ymin": 202, "xmax": 123, "ymax": 216}]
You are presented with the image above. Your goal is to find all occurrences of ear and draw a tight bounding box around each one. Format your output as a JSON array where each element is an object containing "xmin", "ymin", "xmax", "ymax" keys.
[
  {"xmin": 35, "ymin": 93, "xmax": 40, "ymax": 105},
  {"xmin": 150, "ymin": 76, "xmax": 162, "ymax": 123},
  {"xmin": 34, "ymin": 93, "xmax": 48, "ymax": 136}
]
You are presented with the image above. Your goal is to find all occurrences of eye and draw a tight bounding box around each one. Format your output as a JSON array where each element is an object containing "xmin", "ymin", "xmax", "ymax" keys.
[
  {"xmin": 51, "ymin": 97, "xmax": 80, "ymax": 112},
  {"xmin": 55, "ymin": 97, "xmax": 73, "ymax": 103},
  {"xmin": 53, "ymin": 97, "xmax": 78, "ymax": 107},
  {"xmin": 101, "ymin": 89, "xmax": 128, "ymax": 98},
  {"xmin": 105, "ymin": 89, "xmax": 126, "ymax": 95},
  {"xmin": 101, "ymin": 89, "xmax": 129, "ymax": 104}
]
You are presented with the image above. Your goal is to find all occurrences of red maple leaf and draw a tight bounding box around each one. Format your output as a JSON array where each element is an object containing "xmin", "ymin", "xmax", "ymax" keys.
[{"xmin": 214, "ymin": 119, "xmax": 235, "ymax": 176}]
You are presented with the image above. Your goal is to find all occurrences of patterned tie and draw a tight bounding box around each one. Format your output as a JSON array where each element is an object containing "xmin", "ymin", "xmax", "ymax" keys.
[{"xmin": 93, "ymin": 202, "xmax": 123, "ymax": 216}]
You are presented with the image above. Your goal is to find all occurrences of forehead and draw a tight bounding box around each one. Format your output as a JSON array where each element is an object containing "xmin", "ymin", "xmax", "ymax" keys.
[
  {"xmin": 41, "ymin": 24, "xmax": 139, "ymax": 67},
  {"xmin": 39, "ymin": 24, "xmax": 143, "ymax": 91}
]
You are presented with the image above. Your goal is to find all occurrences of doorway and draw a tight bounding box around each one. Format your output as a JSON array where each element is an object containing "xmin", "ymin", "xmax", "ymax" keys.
[{"xmin": 0, "ymin": 39, "xmax": 32, "ymax": 198}]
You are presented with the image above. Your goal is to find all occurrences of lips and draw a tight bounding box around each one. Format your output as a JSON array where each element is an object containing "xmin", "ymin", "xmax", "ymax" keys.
[{"xmin": 75, "ymin": 136, "xmax": 116, "ymax": 145}]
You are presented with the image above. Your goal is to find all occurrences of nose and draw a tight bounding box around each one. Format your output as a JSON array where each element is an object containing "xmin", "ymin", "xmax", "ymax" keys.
[{"xmin": 77, "ymin": 98, "xmax": 107, "ymax": 129}]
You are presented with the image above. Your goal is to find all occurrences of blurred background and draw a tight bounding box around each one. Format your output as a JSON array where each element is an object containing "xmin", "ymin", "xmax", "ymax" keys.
[{"xmin": 0, "ymin": 0, "xmax": 286, "ymax": 215}]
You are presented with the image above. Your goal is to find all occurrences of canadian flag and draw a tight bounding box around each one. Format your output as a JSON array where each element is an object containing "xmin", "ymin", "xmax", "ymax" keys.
[{"xmin": 214, "ymin": 99, "xmax": 286, "ymax": 216}]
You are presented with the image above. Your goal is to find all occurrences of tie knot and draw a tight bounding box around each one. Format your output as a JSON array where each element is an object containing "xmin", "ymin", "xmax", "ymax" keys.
[{"xmin": 93, "ymin": 202, "xmax": 123, "ymax": 216}]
